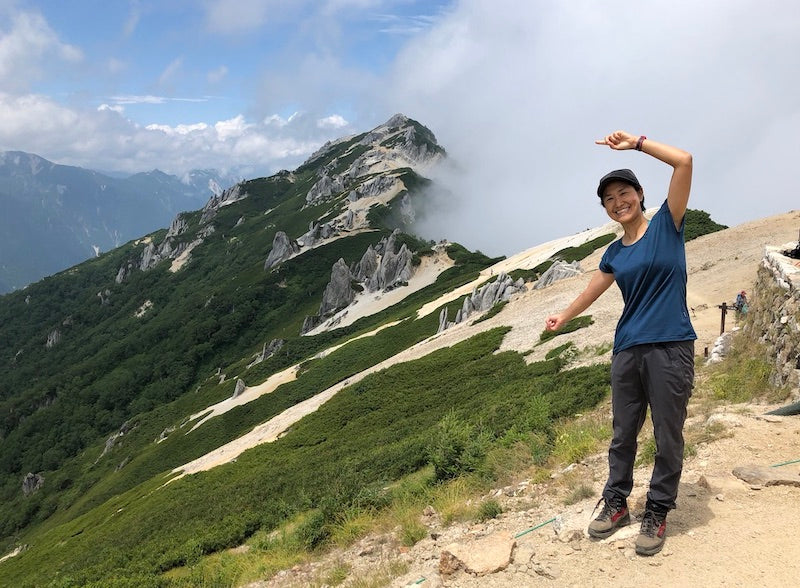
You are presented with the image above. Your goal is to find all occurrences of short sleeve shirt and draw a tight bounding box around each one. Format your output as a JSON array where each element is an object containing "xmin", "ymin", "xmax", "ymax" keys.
[{"xmin": 599, "ymin": 199, "xmax": 697, "ymax": 353}]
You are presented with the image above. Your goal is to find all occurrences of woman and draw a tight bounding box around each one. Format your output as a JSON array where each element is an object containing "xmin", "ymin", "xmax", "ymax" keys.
[{"xmin": 545, "ymin": 131, "xmax": 695, "ymax": 556}]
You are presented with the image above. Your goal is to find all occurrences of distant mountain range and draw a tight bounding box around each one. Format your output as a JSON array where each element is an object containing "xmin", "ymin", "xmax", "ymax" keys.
[{"xmin": 0, "ymin": 151, "xmax": 240, "ymax": 293}]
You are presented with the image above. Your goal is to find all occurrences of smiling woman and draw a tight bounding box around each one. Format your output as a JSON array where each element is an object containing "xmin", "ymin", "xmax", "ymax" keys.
[{"xmin": 545, "ymin": 130, "xmax": 696, "ymax": 557}]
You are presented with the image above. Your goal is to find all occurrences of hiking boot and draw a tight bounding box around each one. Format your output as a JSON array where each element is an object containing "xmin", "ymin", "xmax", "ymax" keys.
[
  {"xmin": 588, "ymin": 495, "xmax": 630, "ymax": 539},
  {"xmin": 635, "ymin": 508, "xmax": 667, "ymax": 555}
]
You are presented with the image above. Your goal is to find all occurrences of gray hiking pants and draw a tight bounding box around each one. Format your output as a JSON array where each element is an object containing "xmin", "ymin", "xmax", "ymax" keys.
[{"xmin": 602, "ymin": 341, "xmax": 695, "ymax": 511}]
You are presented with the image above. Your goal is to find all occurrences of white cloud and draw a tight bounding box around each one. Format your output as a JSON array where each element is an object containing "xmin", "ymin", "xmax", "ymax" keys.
[
  {"xmin": 110, "ymin": 94, "xmax": 167, "ymax": 105},
  {"xmin": 207, "ymin": 64, "xmax": 228, "ymax": 83},
  {"xmin": 0, "ymin": 91, "xmax": 351, "ymax": 176},
  {"xmin": 264, "ymin": 114, "xmax": 288, "ymax": 127},
  {"xmin": 158, "ymin": 56, "xmax": 183, "ymax": 86},
  {"xmin": 214, "ymin": 115, "xmax": 251, "ymax": 140},
  {"xmin": 107, "ymin": 57, "xmax": 126, "ymax": 74},
  {"xmin": 123, "ymin": 1, "xmax": 141, "ymax": 37},
  {"xmin": 0, "ymin": 9, "xmax": 83, "ymax": 92},
  {"xmin": 317, "ymin": 114, "xmax": 348, "ymax": 129},
  {"xmin": 383, "ymin": 0, "xmax": 800, "ymax": 256},
  {"xmin": 203, "ymin": 0, "xmax": 292, "ymax": 34},
  {"xmin": 98, "ymin": 103, "xmax": 125, "ymax": 113},
  {"xmin": 146, "ymin": 122, "xmax": 209, "ymax": 135}
]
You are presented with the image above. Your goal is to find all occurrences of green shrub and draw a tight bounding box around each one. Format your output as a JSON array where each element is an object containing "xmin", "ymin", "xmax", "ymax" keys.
[
  {"xmin": 471, "ymin": 300, "xmax": 508, "ymax": 325},
  {"xmin": 477, "ymin": 499, "xmax": 502, "ymax": 521},
  {"xmin": 427, "ymin": 412, "xmax": 493, "ymax": 481},
  {"xmin": 539, "ymin": 315, "xmax": 594, "ymax": 344},
  {"xmin": 295, "ymin": 510, "xmax": 329, "ymax": 551}
]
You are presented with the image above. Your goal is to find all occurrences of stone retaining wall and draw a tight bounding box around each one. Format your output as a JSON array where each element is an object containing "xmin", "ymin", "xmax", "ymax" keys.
[{"xmin": 745, "ymin": 243, "xmax": 800, "ymax": 396}]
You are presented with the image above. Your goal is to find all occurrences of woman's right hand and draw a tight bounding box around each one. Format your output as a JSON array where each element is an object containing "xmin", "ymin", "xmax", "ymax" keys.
[{"xmin": 545, "ymin": 314, "xmax": 565, "ymax": 331}]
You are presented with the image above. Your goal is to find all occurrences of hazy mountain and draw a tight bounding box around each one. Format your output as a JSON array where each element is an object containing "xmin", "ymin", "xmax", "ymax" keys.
[{"xmin": 0, "ymin": 152, "xmax": 239, "ymax": 293}]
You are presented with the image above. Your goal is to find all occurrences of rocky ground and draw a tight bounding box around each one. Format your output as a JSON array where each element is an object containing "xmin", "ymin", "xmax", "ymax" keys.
[{"xmin": 253, "ymin": 402, "xmax": 800, "ymax": 588}]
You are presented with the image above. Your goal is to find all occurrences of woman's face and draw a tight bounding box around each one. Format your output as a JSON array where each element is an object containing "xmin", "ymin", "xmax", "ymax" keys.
[{"xmin": 601, "ymin": 181, "xmax": 644, "ymax": 224}]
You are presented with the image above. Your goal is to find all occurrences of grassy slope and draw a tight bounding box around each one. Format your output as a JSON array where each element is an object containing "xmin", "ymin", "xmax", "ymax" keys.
[{"xmin": 1, "ymin": 325, "xmax": 610, "ymax": 586}]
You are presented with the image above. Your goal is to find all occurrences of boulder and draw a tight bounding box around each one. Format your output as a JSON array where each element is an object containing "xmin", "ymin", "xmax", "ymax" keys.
[
  {"xmin": 732, "ymin": 464, "xmax": 800, "ymax": 487},
  {"xmin": 233, "ymin": 379, "xmax": 246, "ymax": 398},
  {"xmin": 438, "ymin": 532, "xmax": 515, "ymax": 576}
]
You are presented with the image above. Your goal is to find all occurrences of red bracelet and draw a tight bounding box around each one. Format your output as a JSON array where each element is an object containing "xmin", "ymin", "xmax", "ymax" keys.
[{"xmin": 635, "ymin": 135, "xmax": 647, "ymax": 151}]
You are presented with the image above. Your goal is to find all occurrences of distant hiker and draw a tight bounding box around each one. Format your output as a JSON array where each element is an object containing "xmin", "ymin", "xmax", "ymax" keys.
[
  {"xmin": 545, "ymin": 131, "xmax": 695, "ymax": 556},
  {"xmin": 735, "ymin": 290, "xmax": 748, "ymax": 314}
]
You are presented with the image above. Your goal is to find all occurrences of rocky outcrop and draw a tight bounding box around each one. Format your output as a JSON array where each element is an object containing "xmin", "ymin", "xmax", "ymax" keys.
[
  {"xmin": 534, "ymin": 260, "xmax": 582, "ymax": 289},
  {"xmin": 306, "ymin": 173, "xmax": 345, "ymax": 204},
  {"xmin": 744, "ymin": 244, "xmax": 800, "ymax": 395},
  {"xmin": 361, "ymin": 230, "xmax": 415, "ymax": 292},
  {"xmin": 116, "ymin": 224, "xmax": 214, "ymax": 282},
  {"xmin": 320, "ymin": 259, "xmax": 357, "ymax": 316},
  {"xmin": 233, "ymin": 379, "xmax": 246, "ymax": 398},
  {"xmin": 300, "ymin": 259, "xmax": 358, "ymax": 333},
  {"xmin": 438, "ymin": 273, "xmax": 526, "ymax": 332},
  {"xmin": 264, "ymin": 231, "xmax": 301, "ymax": 270},
  {"xmin": 354, "ymin": 246, "xmax": 379, "ymax": 282},
  {"xmin": 165, "ymin": 213, "xmax": 189, "ymax": 238},
  {"xmin": 200, "ymin": 183, "xmax": 246, "ymax": 224},
  {"xmin": 97, "ymin": 289, "xmax": 111, "ymax": 305},
  {"xmin": 299, "ymin": 222, "xmax": 337, "ymax": 248},
  {"xmin": 22, "ymin": 473, "xmax": 44, "ymax": 496},
  {"xmin": 45, "ymin": 329, "xmax": 61, "ymax": 348},
  {"xmin": 247, "ymin": 339, "xmax": 285, "ymax": 368},
  {"xmin": 96, "ymin": 420, "xmax": 137, "ymax": 462},
  {"xmin": 300, "ymin": 230, "xmax": 425, "ymax": 334}
]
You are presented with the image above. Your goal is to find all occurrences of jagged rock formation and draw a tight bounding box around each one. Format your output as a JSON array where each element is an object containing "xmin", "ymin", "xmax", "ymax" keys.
[
  {"xmin": 166, "ymin": 214, "xmax": 189, "ymax": 238},
  {"xmin": 438, "ymin": 272, "xmax": 526, "ymax": 332},
  {"xmin": 320, "ymin": 259, "xmax": 357, "ymax": 317},
  {"xmin": 534, "ymin": 260, "xmax": 582, "ymax": 289},
  {"xmin": 233, "ymin": 379, "xmax": 246, "ymax": 398},
  {"xmin": 45, "ymin": 329, "xmax": 61, "ymax": 348},
  {"xmin": 200, "ymin": 183, "xmax": 247, "ymax": 224},
  {"xmin": 97, "ymin": 421, "xmax": 136, "ymax": 462},
  {"xmin": 22, "ymin": 473, "xmax": 44, "ymax": 496},
  {"xmin": 97, "ymin": 289, "xmax": 111, "ymax": 305},
  {"xmin": 264, "ymin": 232, "xmax": 301, "ymax": 270},
  {"xmin": 116, "ymin": 223, "xmax": 215, "ymax": 282},
  {"xmin": 300, "ymin": 230, "xmax": 420, "ymax": 334},
  {"xmin": 247, "ymin": 339, "xmax": 285, "ymax": 368}
]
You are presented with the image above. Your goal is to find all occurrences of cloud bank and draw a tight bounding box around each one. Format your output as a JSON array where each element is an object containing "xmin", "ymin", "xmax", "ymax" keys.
[{"xmin": 383, "ymin": 0, "xmax": 800, "ymax": 255}]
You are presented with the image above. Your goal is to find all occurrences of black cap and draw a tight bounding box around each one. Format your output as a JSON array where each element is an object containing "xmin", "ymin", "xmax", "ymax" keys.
[{"xmin": 597, "ymin": 169, "xmax": 642, "ymax": 198}]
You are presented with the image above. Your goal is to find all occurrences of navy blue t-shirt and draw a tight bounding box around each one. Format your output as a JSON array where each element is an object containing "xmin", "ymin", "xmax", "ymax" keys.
[{"xmin": 599, "ymin": 199, "xmax": 697, "ymax": 353}]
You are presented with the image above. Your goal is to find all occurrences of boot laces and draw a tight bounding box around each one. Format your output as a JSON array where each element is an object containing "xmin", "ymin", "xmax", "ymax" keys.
[
  {"xmin": 592, "ymin": 495, "xmax": 624, "ymax": 521},
  {"xmin": 640, "ymin": 509, "xmax": 664, "ymax": 537}
]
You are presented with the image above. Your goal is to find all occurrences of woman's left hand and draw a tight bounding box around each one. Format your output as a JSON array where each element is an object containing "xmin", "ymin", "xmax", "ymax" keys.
[{"xmin": 595, "ymin": 130, "xmax": 638, "ymax": 150}]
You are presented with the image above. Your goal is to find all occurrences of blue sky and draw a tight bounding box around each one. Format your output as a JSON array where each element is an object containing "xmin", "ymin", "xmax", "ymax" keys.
[{"xmin": 2, "ymin": 0, "xmax": 799, "ymax": 256}]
